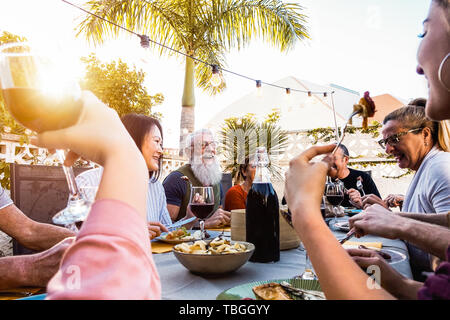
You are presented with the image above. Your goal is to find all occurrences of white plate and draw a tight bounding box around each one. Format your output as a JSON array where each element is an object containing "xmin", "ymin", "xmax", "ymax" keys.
[
  {"xmin": 155, "ymin": 230, "xmax": 223, "ymax": 244},
  {"xmin": 334, "ymin": 222, "xmax": 350, "ymax": 232}
]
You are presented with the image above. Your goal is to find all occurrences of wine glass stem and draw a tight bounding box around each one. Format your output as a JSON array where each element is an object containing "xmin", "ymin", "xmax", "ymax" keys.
[
  {"xmin": 334, "ymin": 207, "xmax": 338, "ymax": 224},
  {"xmin": 56, "ymin": 149, "xmax": 81, "ymax": 201},
  {"xmin": 200, "ymin": 220, "xmax": 205, "ymax": 240}
]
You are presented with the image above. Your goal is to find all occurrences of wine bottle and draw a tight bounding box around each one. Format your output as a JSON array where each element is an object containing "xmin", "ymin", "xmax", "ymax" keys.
[{"xmin": 245, "ymin": 147, "xmax": 280, "ymax": 262}]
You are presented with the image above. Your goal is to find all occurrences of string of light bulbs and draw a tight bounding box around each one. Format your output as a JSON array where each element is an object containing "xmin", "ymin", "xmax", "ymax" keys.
[{"xmin": 61, "ymin": 0, "xmax": 336, "ymax": 98}]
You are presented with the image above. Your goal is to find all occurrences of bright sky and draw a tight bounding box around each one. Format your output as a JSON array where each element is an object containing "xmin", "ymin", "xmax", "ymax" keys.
[{"xmin": 0, "ymin": 0, "xmax": 431, "ymax": 148}]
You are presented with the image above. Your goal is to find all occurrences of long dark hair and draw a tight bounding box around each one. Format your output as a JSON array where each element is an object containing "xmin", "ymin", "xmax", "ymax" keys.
[{"xmin": 121, "ymin": 113, "xmax": 163, "ymax": 181}]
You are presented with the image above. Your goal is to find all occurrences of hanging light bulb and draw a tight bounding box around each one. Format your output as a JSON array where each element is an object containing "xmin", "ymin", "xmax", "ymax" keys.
[
  {"xmin": 305, "ymin": 91, "xmax": 316, "ymax": 106},
  {"xmin": 138, "ymin": 35, "xmax": 151, "ymax": 64},
  {"xmin": 256, "ymin": 80, "xmax": 262, "ymax": 97},
  {"xmin": 139, "ymin": 35, "xmax": 150, "ymax": 48},
  {"xmin": 210, "ymin": 65, "xmax": 222, "ymax": 87}
]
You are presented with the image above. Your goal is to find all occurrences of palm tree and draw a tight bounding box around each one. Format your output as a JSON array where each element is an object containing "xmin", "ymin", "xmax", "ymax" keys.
[
  {"xmin": 219, "ymin": 112, "xmax": 288, "ymax": 182},
  {"xmin": 76, "ymin": 0, "xmax": 309, "ymax": 153}
]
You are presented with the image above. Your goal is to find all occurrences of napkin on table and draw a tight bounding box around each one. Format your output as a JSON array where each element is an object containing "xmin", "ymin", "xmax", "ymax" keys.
[
  {"xmin": 342, "ymin": 241, "xmax": 383, "ymax": 250},
  {"xmin": 151, "ymin": 241, "xmax": 175, "ymax": 254}
]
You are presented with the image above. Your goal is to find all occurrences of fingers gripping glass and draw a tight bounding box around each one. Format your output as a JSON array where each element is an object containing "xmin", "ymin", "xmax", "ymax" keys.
[
  {"xmin": 377, "ymin": 128, "xmax": 422, "ymax": 149},
  {"xmin": 0, "ymin": 42, "xmax": 90, "ymax": 231}
]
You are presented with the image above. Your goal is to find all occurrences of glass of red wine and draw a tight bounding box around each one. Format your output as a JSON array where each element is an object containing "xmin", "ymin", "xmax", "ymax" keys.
[
  {"xmin": 0, "ymin": 42, "xmax": 91, "ymax": 230},
  {"xmin": 325, "ymin": 179, "xmax": 345, "ymax": 225},
  {"xmin": 189, "ymin": 186, "xmax": 214, "ymax": 240}
]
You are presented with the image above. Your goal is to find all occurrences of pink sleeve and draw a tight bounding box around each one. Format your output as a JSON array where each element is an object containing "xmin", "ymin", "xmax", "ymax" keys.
[{"xmin": 46, "ymin": 199, "xmax": 161, "ymax": 300}]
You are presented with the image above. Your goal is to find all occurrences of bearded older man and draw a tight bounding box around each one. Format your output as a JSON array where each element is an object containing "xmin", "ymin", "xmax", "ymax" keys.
[{"xmin": 163, "ymin": 129, "xmax": 231, "ymax": 228}]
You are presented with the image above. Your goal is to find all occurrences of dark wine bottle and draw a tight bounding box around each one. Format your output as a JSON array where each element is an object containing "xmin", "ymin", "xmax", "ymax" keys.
[{"xmin": 245, "ymin": 147, "xmax": 280, "ymax": 262}]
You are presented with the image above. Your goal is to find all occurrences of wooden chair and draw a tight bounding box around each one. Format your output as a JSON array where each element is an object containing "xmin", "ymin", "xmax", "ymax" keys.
[{"xmin": 9, "ymin": 163, "xmax": 91, "ymax": 255}]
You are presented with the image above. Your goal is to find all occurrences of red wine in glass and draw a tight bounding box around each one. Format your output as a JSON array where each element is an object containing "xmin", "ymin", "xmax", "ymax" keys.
[
  {"xmin": 189, "ymin": 187, "xmax": 214, "ymax": 239},
  {"xmin": 326, "ymin": 194, "xmax": 344, "ymax": 206},
  {"xmin": 189, "ymin": 203, "xmax": 215, "ymax": 220}
]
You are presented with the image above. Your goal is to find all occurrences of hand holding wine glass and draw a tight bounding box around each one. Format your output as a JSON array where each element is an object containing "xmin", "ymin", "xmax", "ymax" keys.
[
  {"xmin": 0, "ymin": 42, "xmax": 140, "ymax": 228},
  {"xmin": 189, "ymin": 187, "xmax": 214, "ymax": 240}
]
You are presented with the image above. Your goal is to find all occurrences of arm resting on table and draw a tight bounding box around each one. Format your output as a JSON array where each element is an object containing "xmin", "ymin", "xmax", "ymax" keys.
[{"xmin": 0, "ymin": 204, "xmax": 75, "ymax": 252}]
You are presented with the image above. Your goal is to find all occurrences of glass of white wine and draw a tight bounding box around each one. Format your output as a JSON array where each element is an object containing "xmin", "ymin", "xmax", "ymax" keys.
[{"xmin": 0, "ymin": 42, "xmax": 91, "ymax": 230}]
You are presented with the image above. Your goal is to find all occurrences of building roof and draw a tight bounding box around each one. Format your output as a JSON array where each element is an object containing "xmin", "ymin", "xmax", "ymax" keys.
[
  {"xmin": 206, "ymin": 76, "xmax": 361, "ymax": 132},
  {"xmin": 371, "ymin": 94, "xmax": 406, "ymax": 123}
]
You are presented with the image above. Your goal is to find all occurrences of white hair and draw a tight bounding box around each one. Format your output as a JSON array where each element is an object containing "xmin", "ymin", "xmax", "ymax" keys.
[
  {"xmin": 185, "ymin": 129, "xmax": 222, "ymax": 186},
  {"xmin": 184, "ymin": 128, "xmax": 216, "ymax": 159}
]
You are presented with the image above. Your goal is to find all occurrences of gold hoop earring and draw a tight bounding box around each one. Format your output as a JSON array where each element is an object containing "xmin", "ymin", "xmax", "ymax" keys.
[{"xmin": 438, "ymin": 53, "xmax": 450, "ymax": 92}]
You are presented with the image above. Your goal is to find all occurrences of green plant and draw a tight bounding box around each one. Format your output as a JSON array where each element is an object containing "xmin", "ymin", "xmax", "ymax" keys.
[
  {"xmin": 219, "ymin": 112, "xmax": 288, "ymax": 181},
  {"xmin": 306, "ymin": 121, "xmax": 382, "ymax": 144}
]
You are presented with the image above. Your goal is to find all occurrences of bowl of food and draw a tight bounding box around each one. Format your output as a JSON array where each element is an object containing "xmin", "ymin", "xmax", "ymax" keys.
[{"xmin": 173, "ymin": 237, "xmax": 255, "ymax": 275}]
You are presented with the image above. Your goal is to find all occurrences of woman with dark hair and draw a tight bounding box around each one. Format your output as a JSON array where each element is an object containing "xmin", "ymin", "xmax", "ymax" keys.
[
  {"xmin": 76, "ymin": 113, "xmax": 170, "ymax": 239},
  {"xmin": 224, "ymin": 155, "xmax": 256, "ymax": 211}
]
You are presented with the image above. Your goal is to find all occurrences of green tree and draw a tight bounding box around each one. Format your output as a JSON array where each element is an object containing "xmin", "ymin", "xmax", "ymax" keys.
[
  {"xmin": 76, "ymin": 0, "xmax": 310, "ymax": 151},
  {"xmin": 80, "ymin": 53, "xmax": 164, "ymax": 118}
]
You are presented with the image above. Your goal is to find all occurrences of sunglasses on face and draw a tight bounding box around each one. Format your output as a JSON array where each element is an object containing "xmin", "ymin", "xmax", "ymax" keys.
[{"xmin": 377, "ymin": 128, "xmax": 422, "ymax": 149}]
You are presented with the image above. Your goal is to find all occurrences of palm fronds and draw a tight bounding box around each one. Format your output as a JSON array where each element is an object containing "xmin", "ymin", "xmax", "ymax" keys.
[{"xmin": 218, "ymin": 113, "xmax": 288, "ymax": 181}]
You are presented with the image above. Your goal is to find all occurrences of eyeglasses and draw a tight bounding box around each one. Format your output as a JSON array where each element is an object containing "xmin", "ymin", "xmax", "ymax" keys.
[
  {"xmin": 377, "ymin": 128, "xmax": 422, "ymax": 149},
  {"xmin": 194, "ymin": 141, "xmax": 217, "ymax": 149}
]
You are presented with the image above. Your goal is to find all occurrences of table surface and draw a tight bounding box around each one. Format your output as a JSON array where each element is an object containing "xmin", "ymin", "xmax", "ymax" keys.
[{"xmin": 153, "ymin": 216, "xmax": 412, "ymax": 300}]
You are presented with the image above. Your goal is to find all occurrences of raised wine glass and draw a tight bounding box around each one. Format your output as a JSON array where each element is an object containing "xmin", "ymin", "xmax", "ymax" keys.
[
  {"xmin": 189, "ymin": 186, "xmax": 214, "ymax": 240},
  {"xmin": 325, "ymin": 179, "xmax": 345, "ymax": 225},
  {"xmin": 0, "ymin": 42, "xmax": 91, "ymax": 230}
]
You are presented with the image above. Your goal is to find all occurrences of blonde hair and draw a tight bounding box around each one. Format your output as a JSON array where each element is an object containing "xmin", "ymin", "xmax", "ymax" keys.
[{"xmin": 438, "ymin": 120, "xmax": 450, "ymax": 152}]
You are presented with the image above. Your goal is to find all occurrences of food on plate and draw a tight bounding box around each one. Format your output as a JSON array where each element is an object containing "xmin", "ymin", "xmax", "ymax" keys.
[
  {"xmin": 280, "ymin": 281, "xmax": 326, "ymax": 300},
  {"xmin": 252, "ymin": 283, "xmax": 293, "ymax": 300},
  {"xmin": 173, "ymin": 238, "xmax": 248, "ymax": 255},
  {"xmin": 164, "ymin": 227, "xmax": 194, "ymax": 241}
]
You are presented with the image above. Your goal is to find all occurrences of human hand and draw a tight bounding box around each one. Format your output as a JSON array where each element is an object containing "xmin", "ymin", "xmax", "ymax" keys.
[
  {"xmin": 348, "ymin": 204, "xmax": 405, "ymax": 239},
  {"xmin": 148, "ymin": 222, "xmax": 168, "ymax": 240},
  {"xmin": 346, "ymin": 247, "xmax": 407, "ymax": 295},
  {"xmin": 360, "ymin": 194, "xmax": 389, "ymax": 210},
  {"xmin": 347, "ymin": 188, "xmax": 363, "ymax": 208},
  {"xmin": 25, "ymin": 237, "xmax": 75, "ymax": 287},
  {"xmin": 31, "ymin": 91, "xmax": 140, "ymax": 167},
  {"xmin": 284, "ymin": 144, "xmax": 335, "ymax": 224},
  {"xmin": 384, "ymin": 194, "xmax": 404, "ymax": 208},
  {"xmin": 204, "ymin": 208, "xmax": 231, "ymax": 228}
]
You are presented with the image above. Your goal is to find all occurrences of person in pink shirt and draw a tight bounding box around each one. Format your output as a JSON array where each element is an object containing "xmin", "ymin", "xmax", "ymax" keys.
[{"xmin": 32, "ymin": 91, "xmax": 161, "ymax": 299}]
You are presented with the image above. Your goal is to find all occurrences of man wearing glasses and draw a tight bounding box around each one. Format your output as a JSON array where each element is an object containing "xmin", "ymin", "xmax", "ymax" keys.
[{"xmin": 163, "ymin": 129, "xmax": 231, "ymax": 228}]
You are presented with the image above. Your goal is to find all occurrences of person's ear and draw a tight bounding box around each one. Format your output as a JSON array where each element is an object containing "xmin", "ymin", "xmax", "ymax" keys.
[
  {"xmin": 422, "ymin": 127, "xmax": 432, "ymax": 145},
  {"xmin": 343, "ymin": 156, "xmax": 349, "ymax": 165}
]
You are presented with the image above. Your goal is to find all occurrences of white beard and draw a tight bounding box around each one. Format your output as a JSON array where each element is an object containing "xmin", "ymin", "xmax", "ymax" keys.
[{"xmin": 191, "ymin": 157, "xmax": 222, "ymax": 186}]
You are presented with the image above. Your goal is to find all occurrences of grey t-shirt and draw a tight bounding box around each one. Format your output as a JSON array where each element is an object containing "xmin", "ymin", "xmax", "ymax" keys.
[{"xmin": 0, "ymin": 186, "xmax": 13, "ymax": 210}]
